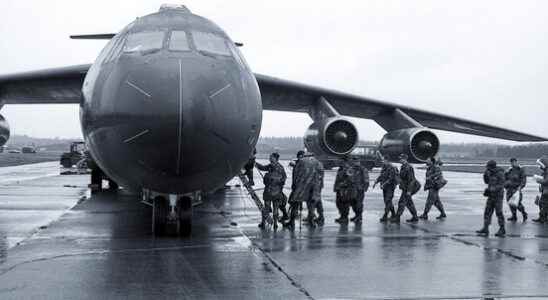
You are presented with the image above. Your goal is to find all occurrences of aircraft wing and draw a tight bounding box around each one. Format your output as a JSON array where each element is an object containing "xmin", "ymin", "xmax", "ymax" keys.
[
  {"xmin": 0, "ymin": 64, "xmax": 91, "ymax": 105},
  {"xmin": 256, "ymin": 73, "xmax": 548, "ymax": 142}
]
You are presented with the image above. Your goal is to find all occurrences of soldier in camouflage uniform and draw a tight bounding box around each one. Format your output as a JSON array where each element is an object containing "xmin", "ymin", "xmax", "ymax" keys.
[
  {"xmin": 350, "ymin": 158, "xmax": 369, "ymax": 224},
  {"xmin": 334, "ymin": 156, "xmax": 369, "ymax": 224},
  {"xmin": 476, "ymin": 160, "xmax": 506, "ymax": 237},
  {"xmin": 373, "ymin": 160, "xmax": 399, "ymax": 222},
  {"xmin": 284, "ymin": 153, "xmax": 324, "ymax": 229},
  {"xmin": 391, "ymin": 154, "xmax": 419, "ymax": 223},
  {"xmin": 504, "ymin": 158, "xmax": 527, "ymax": 222},
  {"xmin": 420, "ymin": 157, "xmax": 447, "ymax": 220},
  {"xmin": 533, "ymin": 157, "xmax": 548, "ymax": 223},
  {"xmin": 256, "ymin": 152, "xmax": 287, "ymax": 230}
]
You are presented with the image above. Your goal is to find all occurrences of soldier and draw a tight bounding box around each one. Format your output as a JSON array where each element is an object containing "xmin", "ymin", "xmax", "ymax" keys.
[
  {"xmin": 243, "ymin": 148, "xmax": 257, "ymax": 186},
  {"xmin": 350, "ymin": 158, "xmax": 369, "ymax": 224},
  {"xmin": 533, "ymin": 156, "xmax": 548, "ymax": 223},
  {"xmin": 373, "ymin": 160, "xmax": 399, "ymax": 222},
  {"xmin": 391, "ymin": 154, "xmax": 419, "ymax": 223},
  {"xmin": 284, "ymin": 153, "xmax": 324, "ymax": 229},
  {"xmin": 255, "ymin": 152, "xmax": 287, "ymax": 230},
  {"xmin": 476, "ymin": 160, "xmax": 506, "ymax": 237},
  {"xmin": 504, "ymin": 158, "xmax": 527, "ymax": 222},
  {"xmin": 420, "ymin": 157, "xmax": 447, "ymax": 220},
  {"xmin": 334, "ymin": 156, "xmax": 368, "ymax": 224}
]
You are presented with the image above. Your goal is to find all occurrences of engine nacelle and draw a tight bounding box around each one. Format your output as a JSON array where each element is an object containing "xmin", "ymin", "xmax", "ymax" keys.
[
  {"xmin": 0, "ymin": 115, "xmax": 10, "ymax": 147},
  {"xmin": 304, "ymin": 117, "xmax": 358, "ymax": 156},
  {"xmin": 379, "ymin": 128, "xmax": 439, "ymax": 163}
]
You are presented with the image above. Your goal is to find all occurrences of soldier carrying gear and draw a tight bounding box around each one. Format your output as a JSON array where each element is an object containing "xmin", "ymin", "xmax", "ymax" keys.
[
  {"xmin": 533, "ymin": 156, "xmax": 548, "ymax": 223},
  {"xmin": 420, "ymin": 157, "xmax": 447, "ymax": 220},
  {"xmin": 505, "ymin": 157, "xmax": 527, "ymax": 222},
  {"xmin": 476, "ymin": 160, "xmax": 506, "ymax": 237},
  {"xmin": 256, "ymin": 152, "xmax": 287, "ymax": 230},
  {"xmin": 284, "ymin": 153, "xmax": 324, "ymax": 229},
  {"xmin": 391, "ymin": 154, "xmax": 420, "ymax": 223},
  {"xmin": 334, "ymin": 156, "xmax": 369, "ymax": 224},
  {"xmin": 373, "ymin": 160, "xmax": 399, "ymax": 222}
]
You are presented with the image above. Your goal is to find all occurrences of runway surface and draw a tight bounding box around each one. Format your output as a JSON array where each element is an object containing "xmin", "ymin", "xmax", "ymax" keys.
[{"xmin": 1, "ymin": 161, "xmax": 548, "ymax": 299}]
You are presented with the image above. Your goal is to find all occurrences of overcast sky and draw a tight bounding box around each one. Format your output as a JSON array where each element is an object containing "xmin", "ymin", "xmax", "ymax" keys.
[{"xmin": 1, "ymin": 1, "xmax": 547, "ymax": 144}]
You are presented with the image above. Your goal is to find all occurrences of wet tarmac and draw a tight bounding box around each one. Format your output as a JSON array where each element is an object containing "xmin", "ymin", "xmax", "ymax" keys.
[{"xmin": 0, "ymin": 162, "xmax": 548, "ymax": 299}]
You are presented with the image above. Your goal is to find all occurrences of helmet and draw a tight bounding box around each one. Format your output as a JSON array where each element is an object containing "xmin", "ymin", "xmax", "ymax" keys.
[{"xmin": 486, "ymin": 160, "xmax": 497, "ymax": 169}]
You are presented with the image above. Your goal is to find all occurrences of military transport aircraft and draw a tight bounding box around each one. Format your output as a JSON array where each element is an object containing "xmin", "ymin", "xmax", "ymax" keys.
[{"xmin": 0, "ymin": 4, "xmax": 545, "ymax": 236}]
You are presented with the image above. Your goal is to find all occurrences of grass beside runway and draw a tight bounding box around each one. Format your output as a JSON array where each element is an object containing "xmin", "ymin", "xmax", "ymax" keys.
[{"xmin": 0, "ymin": 151, "xmax": 62, "ymax": 168}]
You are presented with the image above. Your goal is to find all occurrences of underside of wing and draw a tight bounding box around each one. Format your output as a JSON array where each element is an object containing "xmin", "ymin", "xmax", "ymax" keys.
[
  {"xmin": 0, "ymin": 64, "xmax": 91, "ymax": 105},
  {"xmin": 256, "ymin": 73, "xmax": 547, "ymax": 142}
]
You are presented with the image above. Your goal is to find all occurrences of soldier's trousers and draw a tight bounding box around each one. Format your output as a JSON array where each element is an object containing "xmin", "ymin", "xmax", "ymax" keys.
[
  {"xmin": 307, "ymin": 199, "xmax": 324, "ymax": 221},
  {"xmin": 423, "ymin": 188, "xmax": 445, "ymax": 215},
  {"xmin": 506, "ymin": 188, "xmax": 526, "ymax": 216},
  {"xmin": 539, "ymin": 194, "xmax": 548, "ymax": 221},
  {"xmin": 351, "ymin": 190, "xmax": 365, "ymax": 217},
  {"xmin": 396, "ymin": 191, "xmax": 418, "ymax": 218},
  {"xmin": 263, "ymin": 194, "xmax": 282, "ymax": 224},
  {"xmin": 335, "ymin": 192, "xmax": 351, "ymax": 218},
  {"xmin": 483, "ymin": 193, "xmax": 505, "ymax": 227},
  {"xmin": 382, "ymin": 187, "xmax": 396, "ymax": 216}
]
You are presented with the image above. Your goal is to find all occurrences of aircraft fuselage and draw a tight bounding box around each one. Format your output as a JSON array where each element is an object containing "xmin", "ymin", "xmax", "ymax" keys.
[{"xmin": 80, "ymin": 7, "xmax": 262, "ymax": 194}]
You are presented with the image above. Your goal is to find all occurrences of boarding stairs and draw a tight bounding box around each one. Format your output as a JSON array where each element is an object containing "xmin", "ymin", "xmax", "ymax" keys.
[{"xmin": 237, "ymin": 173, "xmax": 273, "ymax": 225}]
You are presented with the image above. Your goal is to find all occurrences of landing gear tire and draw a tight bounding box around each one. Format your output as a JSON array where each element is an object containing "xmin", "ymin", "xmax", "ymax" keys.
[
  {"xmin": 153, "ymin": 195, "xmax": 193, "ymax": 237},
  {"xmin": 108, "ymin": 179, "xmax": 118, "ymax": 191},
  {"xmin": 153, "ymin": 196, "xmax": 168, "ymax": 236},
  {"xmin": 178, "ymin": 196, "xmax": 192, "ymax": 237},
  {"xmin": 90, "ymin": 167, "xmax": 103, "ymax": 193}
]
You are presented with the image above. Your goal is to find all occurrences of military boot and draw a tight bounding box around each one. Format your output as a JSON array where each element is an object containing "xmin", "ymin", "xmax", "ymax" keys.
[
  {"xmin": 522, "ymin": 211, "xmax": 528, "ymax": 222},
  {"xmin": 390, "ymin": 216, "xmax": 400, "ymax": 224},
  {"xmin": 507, "ymin": 213, "xmax": 518, "ymax": 222},
  {"xmin": 283, "ymin": 220, "xmax": 295, "ymax": 230},
  {"xmin": 350, "ymin": 215, "xmax": 358, "ymax": 222},
  {"xmin": 315, "ymin": 216, "xmax": 325, "ymax": 227},
  {"xmin": 335, "ymin": 217, "xmax": 348, "ymax": 224},
  {"xmin": 353, "ymin": 215, "xmax": 362, "ymax": 224},
  {"xmin": 406, "ymin": 216, "xmax": 419, "ymax": 223},
  {"xmin": 419, "ymin": 214, "xmax": 428, "ymax": 220},
  {"xmin": 436, "ymin": 213, "xmax": 447, "ymax": 220},
  {"xmin": 495, "ymin": 226, "xmax": 506, "ymax": 237},
  {"xmin": 379, "ymin": 213, "xmax": 388, "ymax": 223},
  {"xmin": 476, "ymin": 225, "xmax": 489, "ymax": 236},
  {"xmin": 532, "ymin": 217, "xmax": 545, "ymax": 223}
]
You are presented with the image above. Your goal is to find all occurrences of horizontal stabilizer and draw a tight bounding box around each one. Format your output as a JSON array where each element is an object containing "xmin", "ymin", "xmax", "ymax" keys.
[{"xmin": 70, "ymin": 34, "xmax": 116, "ymax": 40}]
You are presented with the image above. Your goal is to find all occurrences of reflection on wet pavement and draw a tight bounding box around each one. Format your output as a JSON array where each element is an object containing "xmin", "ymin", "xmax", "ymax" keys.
[{"xmin": 0, "ymin": 162, "xmax": 547, "ymax": 298}]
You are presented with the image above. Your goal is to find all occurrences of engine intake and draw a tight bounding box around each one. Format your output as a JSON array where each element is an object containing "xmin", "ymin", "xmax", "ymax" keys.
[
  {"xmin": 304, "ymin": 117, "xmax": 358, "ymax": 156},
  {"xmin": 379, "ymin": 128, "xmax": 439, "ymax": 163},
  {"xmin": 0, "ymin": 115, "xmax": 10, "ymax": 147}
]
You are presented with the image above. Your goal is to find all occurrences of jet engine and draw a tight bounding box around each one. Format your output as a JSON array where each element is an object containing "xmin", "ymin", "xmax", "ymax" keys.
[
  {"xmin": 379, "ymin": 128, "xmax": 439, "ymax": 163},
  {"xmin": 304, "ymin": 117, "xmax": 358, "ymax": 156},
  {"xmin": 0, "ymin": 115, "xmax": 10, "ymax": 147}
]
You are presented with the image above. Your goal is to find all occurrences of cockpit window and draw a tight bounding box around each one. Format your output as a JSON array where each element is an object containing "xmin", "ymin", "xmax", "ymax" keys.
[
  {"xmin": 168, "ymin": 31, "xmax": 190, "ymax": 51},
  {"xmin": 192, "ymin": 31, "xmax": 230, "ymax": 56},
  {"xmin": 123, "ymin": 31, "xmax": 165, "ymax": 53}
]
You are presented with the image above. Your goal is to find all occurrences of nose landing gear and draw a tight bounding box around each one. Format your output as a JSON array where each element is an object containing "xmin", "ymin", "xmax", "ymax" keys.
[{"xmin": 150, "ymin": 192, "xmax": 194, "ymax": 236}]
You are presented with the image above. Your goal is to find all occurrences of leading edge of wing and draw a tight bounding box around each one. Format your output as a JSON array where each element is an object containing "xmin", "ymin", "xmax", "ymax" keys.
[
  {"xmin": 0, "ymin": 64, "xmax": 91, "ymax": 83},
  {"xmin": 255, "ymin": 73, "xmax": 548, "ymax": 142},
  {"xmin": 0, "ymin": 64, "xmax": 91, "ymax": 105}
]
